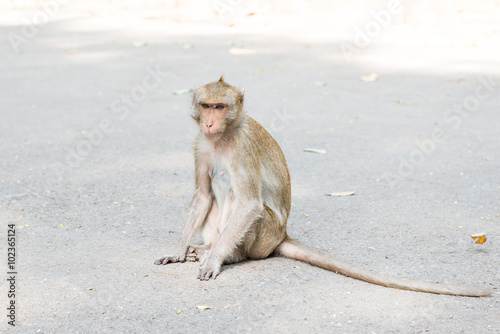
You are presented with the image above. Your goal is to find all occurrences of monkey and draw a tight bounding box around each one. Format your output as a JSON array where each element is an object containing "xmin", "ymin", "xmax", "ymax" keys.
[{"xmin": 155, "ymin": 76, "xmax": 493, "ymax": 297}]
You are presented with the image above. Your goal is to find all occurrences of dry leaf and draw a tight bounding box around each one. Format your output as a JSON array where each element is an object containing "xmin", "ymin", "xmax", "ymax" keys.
[
  {"xmin": 326, "ymin": 191, "xmax": 355, "ymax": 197},
  {"xmin": 471, "ymin": 233, "xmax": 487, "ymax": 244},
  {"xmin": 395, "ymin": 100, "xmax": 417, "ymax": 105},
  {"xmin": 359, "ymin": 73, "xmax": 378, "ymax": 82},
  {"xmin": 176, "ymin": 309, "xmax": 182, "ymax": 314},
  {"xmin": 229, "ymin": 48, "xmax": 256, "ymax": 55},
  {"xmin": 303, "ymin": 148, "xmax": 326, "ymax": 154},
  {"xmin": 173, "ymin": 89, "xmax": 193, "ymax": 95},
  {"xmin": 131, "ymin": 41, "xmax": 147, "ymax": 48},
  {"xmin": 196, "ymin": 305, "xmax": 211, "ymax": 310}
]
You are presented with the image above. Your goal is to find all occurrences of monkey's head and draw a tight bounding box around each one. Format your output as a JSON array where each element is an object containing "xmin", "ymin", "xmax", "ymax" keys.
[{"xmin": 192, "ymin": 76, "xmax": 245, "ymax": 141}]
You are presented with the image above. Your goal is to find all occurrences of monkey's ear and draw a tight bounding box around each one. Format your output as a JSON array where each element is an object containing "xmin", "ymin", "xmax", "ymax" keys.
[
  {"xmin": 219, "ymin": 75, "xmax": 224, "ymax": 83},
  {"xmin": 240, "ymin": 93, "xmax": 244, "ymax": 105}
]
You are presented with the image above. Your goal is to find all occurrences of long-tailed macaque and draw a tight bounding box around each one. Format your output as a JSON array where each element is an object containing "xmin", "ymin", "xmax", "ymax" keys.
[{"xmin": 155, "ymin": 77, "xmax": 493, "ymax": 297}]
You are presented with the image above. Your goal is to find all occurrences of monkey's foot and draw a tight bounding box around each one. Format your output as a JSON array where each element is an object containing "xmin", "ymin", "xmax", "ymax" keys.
[
  {"xmin": 198, "ymin": 255, "xmax": 222, "ymax": 281},
  {"xmin": 185, "ymin": 245, "xmax": 210, "ymax": 262},
  {"xmin": 198, "ymin": 263, "xmax": 221, "ymax": 280}
]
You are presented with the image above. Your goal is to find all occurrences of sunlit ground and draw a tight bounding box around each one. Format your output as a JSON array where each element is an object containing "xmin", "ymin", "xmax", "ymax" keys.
[{"xmin": 1, "ymin": 1, "xmax": 499, "ymax": 333}]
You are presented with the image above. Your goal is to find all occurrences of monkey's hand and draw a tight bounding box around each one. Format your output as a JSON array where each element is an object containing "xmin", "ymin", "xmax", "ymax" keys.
[
  {"xmin": 154, "ymin": 248, "xmax": 188, "ymax": 265},
  {"xmin": 197, "ymin": 252, "xmax": 221, "ymax": 280}
]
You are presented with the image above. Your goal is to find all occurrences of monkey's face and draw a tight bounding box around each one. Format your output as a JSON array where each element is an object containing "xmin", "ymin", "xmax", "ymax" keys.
[
  {"xmin": 198, "ymin": 101, "xmax": 229, "ymax": 140},
  {"xmin": 191, "ymin": 78, "xmax": 245, "ymax": 141}
]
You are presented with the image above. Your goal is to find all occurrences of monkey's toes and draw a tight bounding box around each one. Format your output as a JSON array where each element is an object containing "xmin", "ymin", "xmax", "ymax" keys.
[
  {"xmin": 154, "ymin": 255, "xmax": 179, "ymax": 265},
  {"xmin": 198, "ymin": 269, "xmax": 218, "ymax": 280},
  {"xmin": 185, "ymin": 253, "xmax": 198, "ymax": 262},
  {"xmin": 197, "ymin": 262, "xmax": 221, "ymax": 280}
]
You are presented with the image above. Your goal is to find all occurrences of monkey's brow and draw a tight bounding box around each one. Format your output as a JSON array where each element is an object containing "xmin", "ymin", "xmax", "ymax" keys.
[{"xmin": 199, "ymin": 102, "xmax": 228, "ymax": 106}]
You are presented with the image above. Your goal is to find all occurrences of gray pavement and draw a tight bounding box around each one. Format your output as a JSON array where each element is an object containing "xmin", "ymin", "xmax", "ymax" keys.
[{"xmin": 1, "ymin": 1, "xmax": 499, "ymax": 333}]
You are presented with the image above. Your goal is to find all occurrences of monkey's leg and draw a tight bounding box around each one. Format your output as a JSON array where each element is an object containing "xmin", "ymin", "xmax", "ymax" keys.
[
  {"xmin": 198, "ymin": 200, "xmax": 262, "ymax": 280},
  {"xmin": 198, "ymin": 190, "xmax": 243, "ymax": 273},
  {"xmin": 198, "ymin": 245, "xmax": 246, "ymax": 266},
  {"xmin": 185, "ymin": 244, "xmax": 211, "ymax": 262},
  {"xmin": 201, "ymin": 200, "xmax": 221, "ymax": 247},
  {"xmin": 199, "ymin": 206, "xmax": 285, "ymax": 269},
  {"xmin": 246, "ymin": 205, "xmax": 287, "ymax": 259},
  {"xmin": 185, "ymin": 201, "xmax": 219, "ymax": 262},
  {"xmin": 222, "ymin": 248, "xmax": 246, "ymax": 264}
]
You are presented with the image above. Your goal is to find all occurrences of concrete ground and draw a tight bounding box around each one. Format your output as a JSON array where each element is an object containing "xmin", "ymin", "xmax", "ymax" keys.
[{"xmin": 1, "ymin": 1, "xmax": 499, "ymax": 333}]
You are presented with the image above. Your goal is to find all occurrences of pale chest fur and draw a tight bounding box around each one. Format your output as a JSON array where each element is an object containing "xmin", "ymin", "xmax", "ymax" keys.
[{"xmin": 197, "ymin": 138, "xmax": 233, "ymax": 209}]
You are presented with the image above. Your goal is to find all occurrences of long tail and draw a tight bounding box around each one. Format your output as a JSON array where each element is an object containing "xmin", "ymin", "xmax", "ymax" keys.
[{"xmin": 274, "ymin": 238, "xmax": 493, "ymax": 297}]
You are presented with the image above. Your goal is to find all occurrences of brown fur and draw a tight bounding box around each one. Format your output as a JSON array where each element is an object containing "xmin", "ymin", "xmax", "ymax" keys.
[{"xmin": 155, "ymin": 78, "xmax": 493, "ymax": 297}]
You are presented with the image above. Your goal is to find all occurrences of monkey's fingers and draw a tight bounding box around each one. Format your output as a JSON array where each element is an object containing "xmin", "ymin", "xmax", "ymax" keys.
[
  {"xmin": 154, "ymin": 257, "xmax": 169, "ymax": 265},
  {"xmin": 154, "ymin": 255, "xmax": 184, "ymax": 265},
  {"xmin": 197, "ymin": 269, "xmax": 219, "ymax": 280},
  {"xmin": 198, "ymin": 261, "xmax": 221, "ymax": 280}
]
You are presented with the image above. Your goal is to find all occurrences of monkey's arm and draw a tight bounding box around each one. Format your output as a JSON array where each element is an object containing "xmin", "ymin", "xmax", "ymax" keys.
[
  {"xmin": 158, "ymin": 194, "xmax": 212, "ymax": 263},
  {"xmin": 155, "ymin": 158, "xmax": 214, "ymax": 265},
  {"xmin": 198, "ymin": 197, "xmax": 262, "ymax": 280},
  {"xmin": 155, "ymin": 190, "xmax": 213, "ymax": 265}
]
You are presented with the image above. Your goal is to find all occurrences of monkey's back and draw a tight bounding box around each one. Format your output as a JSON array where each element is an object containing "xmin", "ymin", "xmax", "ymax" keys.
[{"xmin": 243, "ymin": 117, "xmax": 292, "ymax": 224}]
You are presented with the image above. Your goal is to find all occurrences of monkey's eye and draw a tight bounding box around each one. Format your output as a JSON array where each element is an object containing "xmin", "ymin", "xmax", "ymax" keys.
[
  {"xmin": 200, "ymin": 103, "xmax": 210, "ymax": 109},
  {"xmin": 215, "ymin": 104, "xmax": 225, "ymax": 110}
]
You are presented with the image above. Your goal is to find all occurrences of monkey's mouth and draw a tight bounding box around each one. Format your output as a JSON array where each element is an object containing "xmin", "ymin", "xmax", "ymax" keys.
[{"xmin": 204, "ymin": 131, "xmax": 221, "ymax": 138}]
